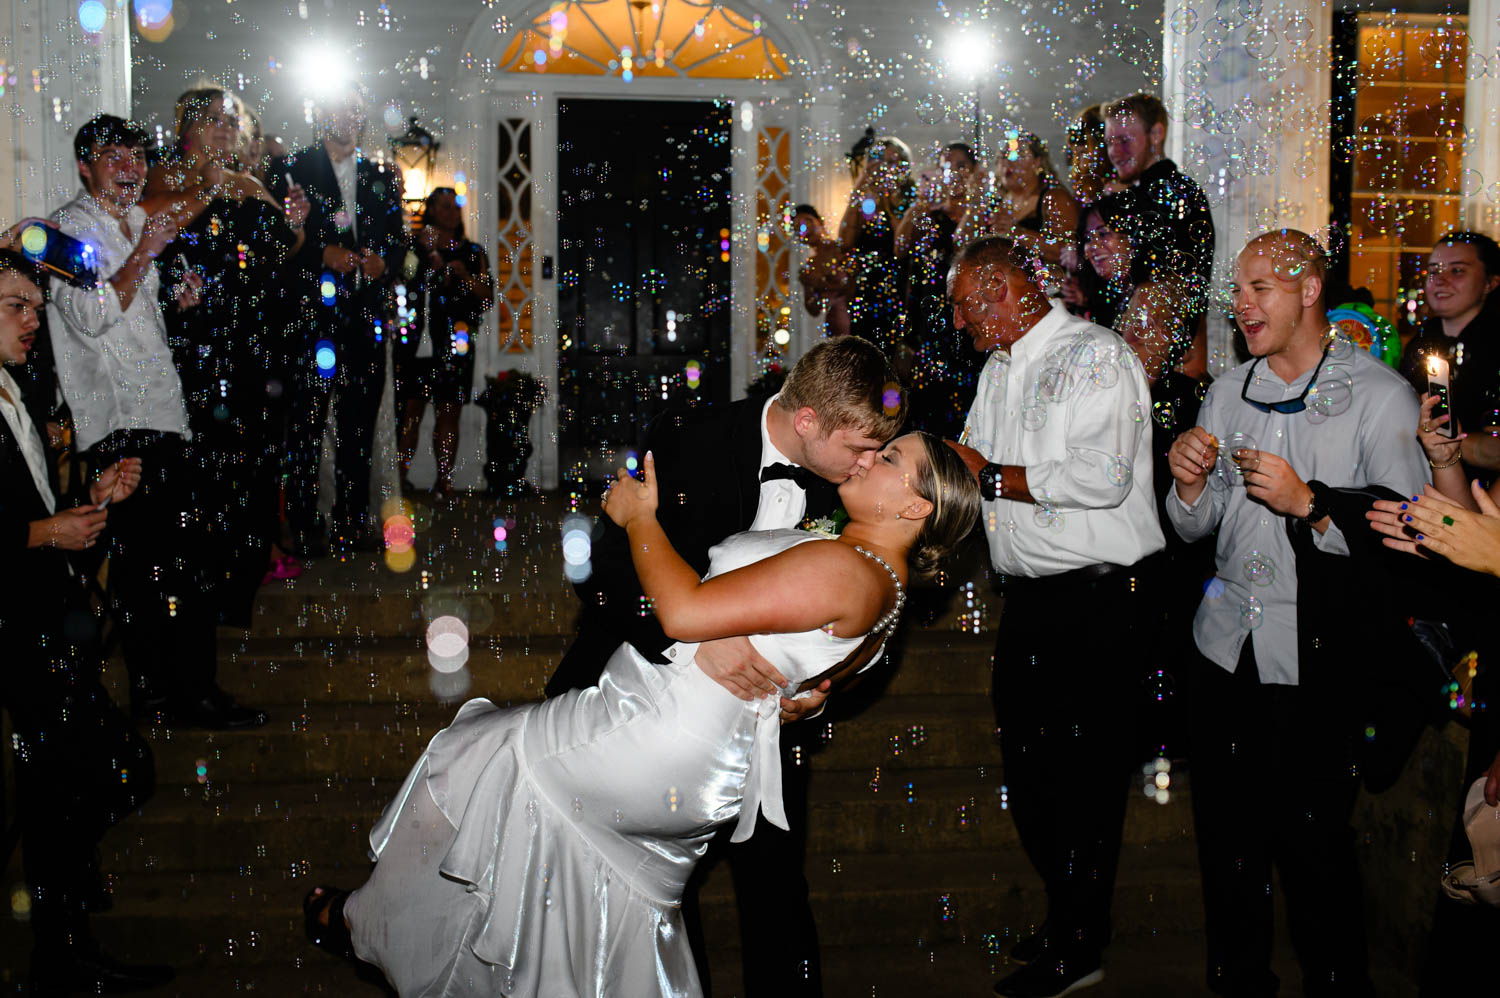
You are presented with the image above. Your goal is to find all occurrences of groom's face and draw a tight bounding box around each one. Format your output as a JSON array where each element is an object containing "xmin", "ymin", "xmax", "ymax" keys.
[{"xmin": 800, "ymin": 422, "xmax": 886, "ymax": 483}]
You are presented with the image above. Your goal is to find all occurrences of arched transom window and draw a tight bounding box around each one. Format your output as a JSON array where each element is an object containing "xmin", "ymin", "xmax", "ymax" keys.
[{"xmin": 500, "ymin": 0, "xmax": 791, "ymax": 80}]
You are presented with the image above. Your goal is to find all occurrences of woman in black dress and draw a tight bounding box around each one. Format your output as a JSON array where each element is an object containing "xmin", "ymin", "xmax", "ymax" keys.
[
  {"xmin": 895, "ymin": 142, "xmax": 986, "ymax": 437},
  {"xmin": 837, "ymin": 135, "xmax": 913, "ymax": 367},
  {"xmin": 146, "ymin": 87, "xmax": 310, "ymax": 622},
  {"xmin": 395, "ymin": 187, "xmax": 495, "ymax": 500}
]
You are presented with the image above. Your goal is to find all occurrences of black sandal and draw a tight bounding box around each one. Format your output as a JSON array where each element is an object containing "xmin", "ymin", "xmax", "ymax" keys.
[{"xmin": 303, "ymin": 885, "xmax": 355, "ymax": 960}]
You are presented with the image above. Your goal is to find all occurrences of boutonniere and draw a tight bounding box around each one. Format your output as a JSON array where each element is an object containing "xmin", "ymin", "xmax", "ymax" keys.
[{"xmin": 801, "ymin": 507, "xmax": 849, "ymax": 539}]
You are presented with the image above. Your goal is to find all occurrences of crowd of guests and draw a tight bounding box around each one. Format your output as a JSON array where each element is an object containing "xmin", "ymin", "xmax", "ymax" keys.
[
  {"xmin": 789, "ymin": 91, "xmax": 1500, "ymax": 998},
  {"xmin": 0, "ymin": 81, "xmax": 493, "ymax": 993}
]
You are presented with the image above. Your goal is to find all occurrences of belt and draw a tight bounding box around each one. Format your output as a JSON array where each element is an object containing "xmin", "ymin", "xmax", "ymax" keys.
[{"xmin": 1007, "ymin": 561, "xmax": 1131, "ymax": 588}]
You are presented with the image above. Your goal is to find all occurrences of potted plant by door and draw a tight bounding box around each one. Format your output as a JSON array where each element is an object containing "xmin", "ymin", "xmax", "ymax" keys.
[{"xmin": 476, "ymin": 369, "xmax": 547, "ymax": 496}]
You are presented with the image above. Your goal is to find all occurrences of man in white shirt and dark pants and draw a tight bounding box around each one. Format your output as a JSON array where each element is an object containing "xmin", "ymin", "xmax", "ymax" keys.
[
  {"xmin": 48, "ymin": 115, "xmax": 267, "ymax": 730},
  {"xmin": 949, "ymin": 236, "xmax": 1165, "ymax": 998},
  {"xmin": 1166, "ymin": 231, "xmax": 1427, "ymax": 996}
]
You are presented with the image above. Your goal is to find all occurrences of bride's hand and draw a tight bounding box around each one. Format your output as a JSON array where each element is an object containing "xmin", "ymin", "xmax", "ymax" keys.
[{"xmin": 602, "ymin": 450, "xmax": 658, "ymax": 527}]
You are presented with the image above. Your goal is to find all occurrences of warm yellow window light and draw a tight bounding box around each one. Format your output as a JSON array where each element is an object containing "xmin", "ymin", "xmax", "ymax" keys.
[{"xmin": 500, "ymin": 0, "xmax": 791, "ymax": 80}]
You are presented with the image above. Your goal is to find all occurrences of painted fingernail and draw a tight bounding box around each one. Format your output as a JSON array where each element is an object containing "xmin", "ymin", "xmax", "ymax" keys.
[
  {"xmin": 1400, "ymin": 503, "xmax": 1408, "ymax": 510},
  {"xmin": 1417, "ymin": 534, "xmax": 1425, "ymax": 541},
  {"xmin": 1412, "ymin": 496, "xmax": 1420, "ymax": 502},
  {"xmin": 1404, "ymin": 515, "xmax": 1412, "ymax": 522}
]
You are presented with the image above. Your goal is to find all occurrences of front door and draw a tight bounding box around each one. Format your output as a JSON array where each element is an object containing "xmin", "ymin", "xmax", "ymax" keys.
[{"xmin": 555, "ymin": 98, "xmax": 733, "ymax": 480}]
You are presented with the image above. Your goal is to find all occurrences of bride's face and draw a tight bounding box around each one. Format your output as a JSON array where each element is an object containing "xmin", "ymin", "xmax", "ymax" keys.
[{"xmin": 839, "ymin": 434, "xmax": 930, "ymax": 523}]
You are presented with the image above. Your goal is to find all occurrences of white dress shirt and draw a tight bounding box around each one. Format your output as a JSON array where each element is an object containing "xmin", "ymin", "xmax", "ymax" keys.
[
  {"xmin": 1167, "ymin": 338, "xmax": 1429, "ymax": 685},
  {"xmin": 962, "ymin": 301, "xmax": 1165, "ymax": 577},
  {"xmin": 332, "ymin": 152, "xmax": 358, "ymax": 237},
  {"xmin": 0, "ymin": 369, "xmax": 54, "ymax": 514},
  {"xmin": 748, "ymin": 394, "xmax": 809, "ymax": 532},
  {"xmin": 47, "ymin": 192, "xmax": 188, "ymax": 451}
]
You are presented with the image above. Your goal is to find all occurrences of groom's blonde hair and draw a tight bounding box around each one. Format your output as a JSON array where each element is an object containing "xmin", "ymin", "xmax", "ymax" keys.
[{"xmin": 776, "ymin": 336, "xmax": 906, "ymax": 441}]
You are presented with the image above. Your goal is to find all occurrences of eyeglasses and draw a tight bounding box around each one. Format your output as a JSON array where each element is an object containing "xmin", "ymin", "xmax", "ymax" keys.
[{"xmin": 1240, "ymin": 341, "xmax": 1332, "ymax": 414}]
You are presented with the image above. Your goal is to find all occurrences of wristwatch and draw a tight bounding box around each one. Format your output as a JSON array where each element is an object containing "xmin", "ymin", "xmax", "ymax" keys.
[
  {"xmin": 981, "ymin": 463, "xmax": 1004, "ymax": 502},
  {"xmin": 1301, "ymin": 479, "xmax": 1330, "ymax": 525}
]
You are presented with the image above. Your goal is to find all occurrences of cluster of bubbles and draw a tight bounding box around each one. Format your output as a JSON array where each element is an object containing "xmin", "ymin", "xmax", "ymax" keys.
[{"xmin": 1142, "ymin": 756, "xmax": 1172, "ymax": 805}]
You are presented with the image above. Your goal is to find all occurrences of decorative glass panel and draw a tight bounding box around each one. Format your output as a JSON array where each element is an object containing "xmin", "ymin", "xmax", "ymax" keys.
[
  {"xmin": 500, "ymin": 1, "xmax": 789, "ymax": 81},
  {"xmin": 496, "ymin": 116, "xmax": 535, "ymax": 352}
]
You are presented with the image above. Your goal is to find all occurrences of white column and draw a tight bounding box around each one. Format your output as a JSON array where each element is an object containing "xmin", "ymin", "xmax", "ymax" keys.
[
  {"xmin": 1161, "ymin": 0, "xmax": 1332, "ymax": 374},
  {"xmin": 0, "ymin": 0, "xmax": 131, "ymax": 223},
  {"xmin": 1463, "ymin": 0, "xmax": 1500, "ymax": 233},
  {"xmin": 730, "ymin": 98, "xmax": 757, "ymax": 401}
]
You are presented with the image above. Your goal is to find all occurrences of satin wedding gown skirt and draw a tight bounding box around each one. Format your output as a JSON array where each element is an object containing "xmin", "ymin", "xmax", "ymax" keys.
[{"xmin": 344, "ymin": 529, "xmax": 883, "ymax": 997}]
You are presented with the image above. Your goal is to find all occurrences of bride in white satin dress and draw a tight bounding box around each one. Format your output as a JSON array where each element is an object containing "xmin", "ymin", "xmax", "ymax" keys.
[{"xmin": 318, "ymin": 432, "xmax": 978, "ymax": 998}]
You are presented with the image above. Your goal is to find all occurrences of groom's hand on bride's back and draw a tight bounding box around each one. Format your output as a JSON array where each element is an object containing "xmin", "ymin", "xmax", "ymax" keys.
[{"xmin": 695, "ymin": 636, "xmax": 787, "ymax": 701}]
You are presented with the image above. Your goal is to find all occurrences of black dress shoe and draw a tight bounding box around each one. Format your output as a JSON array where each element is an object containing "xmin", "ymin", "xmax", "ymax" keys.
[
  {"xmin": 167, "ymin": 690, "xmax": 269, "ymax": 729},
  {"xmin": 994, "ymin": 957, "xmax": 1104, "ymax": 997},
  {"xmin": 1009, "ymin": 925, "xmax": 1049, "ymax": 966},
  {"xmin": 31, "ymin": 946, "xmax": 175, "ymax": 995}
]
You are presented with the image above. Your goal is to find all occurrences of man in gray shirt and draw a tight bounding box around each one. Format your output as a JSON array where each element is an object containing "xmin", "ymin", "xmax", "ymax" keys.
[{"xmin": 1166, "ymin": 230, "xmax": 1428, "ymax": 996}]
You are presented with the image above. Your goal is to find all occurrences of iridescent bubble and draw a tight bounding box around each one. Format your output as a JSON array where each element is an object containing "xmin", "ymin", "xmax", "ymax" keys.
[
  {"xmin": 1215, "ymin": 431, "xmax": 1259, "ymax": 488},
  {"xmin": 1242, "ymin": 550, "xmax": 1275, "ymax": 587},
  {"xmin": 1090, "ymin": 360, "xmax": 1119, "ymax": 389},
  {"xmin": 1239, "ymin": 595, "xmax": 1264, "ymax": 630},
  {"xmin": 1037, "ymin": 366, "xmax": 1069, "ymax": 404},
  {"xmin": 1020, "ymin": 401, "xmax": 1048, "ymax": 431},
  {"xmin": 914, "ymin": 95, "xmax": 945, "ymax": 125},
  {"xmin": 1460, "ymin": 169, "xmax": 1485, "ymax": 198},
  {"xmin": 1181, "ymin": 60, "xmax": 1209, "ymax": 90},
  {"xmin": 1152, "ymin": 400, "xmax": 1177, "ymax": 428},
  {"xmin": 1305, "ymin": 376, "xmax": 1353, "ymax": 422},
  {"xmin": 1169, "ymin": 5, "xmax": 1199, "ymax": 35},
  {"xmin": 1033, "ymin": 502, "xmax": 1064, "ymax": 532},
  {"xmin": 1106, "ymin": 455, "xmax": 1133, "ymax": 487}
]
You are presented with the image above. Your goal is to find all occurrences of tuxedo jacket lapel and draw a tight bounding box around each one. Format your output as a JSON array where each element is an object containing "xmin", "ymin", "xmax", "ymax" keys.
[{"xmin": 728, "ymin": 397, "xmax": 766, "ymax": 532}]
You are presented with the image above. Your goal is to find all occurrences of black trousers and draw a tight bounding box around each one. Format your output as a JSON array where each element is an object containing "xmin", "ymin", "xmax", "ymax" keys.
[
  {"xmin": 6, "ymin": 606, "xmax": 154, "ymax": 955},
  {"xmin": 285, "ymin": 305, "xmax": 386, "ymax": 539},
  {"xmin": 87, "ymin": 430, "xmax": 217, "ymax": 706},
  {"xmin": 1188, "ymin": 644, "xmax": 1373, "ymax": 998},
  {"xmin": 681, "ymin": 721, "xmax": 822, "ymax": 997},
  {"xmin": 993, "ymin": 566, "xmax": 1143, "ymax": 964}
]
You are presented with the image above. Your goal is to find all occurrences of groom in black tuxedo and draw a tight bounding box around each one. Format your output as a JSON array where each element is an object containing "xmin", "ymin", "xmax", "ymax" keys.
[
  {"xmin": 270, "ymin": 82, "xmax": 406, "ymax": 553},
  {"xmin": 546, "ymin": 335, "xmax": 906, "ymax": 996}
]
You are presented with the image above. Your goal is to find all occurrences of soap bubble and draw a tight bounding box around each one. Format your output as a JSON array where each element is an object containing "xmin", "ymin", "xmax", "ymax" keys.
[
  {"xmin": 1305, "ymin": 376, "xmax": 1353, "ymax": 422},
  {"xmin": 914, "ymin": 95, "xmax": 945, "ymax": 125},
  {"xmin": 1239, "ymin": 595, "xmax": 1264, "ymax": 630},
  {"xmin": 1243, "ymin": 27, "xmax": 1278, "ymax": 61},
  {"xmin": 1214, "ymin": 431, "xmax": 1259, "ymax": 489},
  {"xmin": 1169, "ymin": 5, "xmax": 1199, "ymax": 35},
  {"xmin": 1242, "ymin": 550, "xmax": 1275, "ymax": 587}
]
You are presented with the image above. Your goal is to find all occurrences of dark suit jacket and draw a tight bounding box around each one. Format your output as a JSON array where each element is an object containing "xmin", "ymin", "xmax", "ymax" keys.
[
  {"xmin": 0, "ymin": 384, "xmax": 80, "ymax": 649},
  {"xmin": 1288, "ymin": 484, "xmax": 1468, "ymax": 793},
  {"xmin": 546, "ymin": 397, "xmax": 842, "ymax": 695},
  {"xmin": 270, "ymin": 144, "xmax": 407, "ymax": 314}
]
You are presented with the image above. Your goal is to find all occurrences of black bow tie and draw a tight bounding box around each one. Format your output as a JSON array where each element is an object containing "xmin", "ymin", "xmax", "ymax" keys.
[{"xmin": 761, "ymin": 462, "xmax": 818, "ymax": 490}]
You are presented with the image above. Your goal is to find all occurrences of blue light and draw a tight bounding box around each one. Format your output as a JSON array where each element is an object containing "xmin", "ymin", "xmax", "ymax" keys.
[
  {"xmin": 860, "ymin": 197, "xmax": 877, "ymax": 216},
  {"xmin": 315, "ymin": 340, "xmax": 337, "ymax": 378},
  {"xmin": 319, "ymin": 272, "xmax": 337, "ymax": 306},
  {"xmin": 78, "ymin": 0, "xmax": 107, "ymax": 33},
  {"xmin": 132, "ymin": 0, "xmax": 172, "ymax": 27}
]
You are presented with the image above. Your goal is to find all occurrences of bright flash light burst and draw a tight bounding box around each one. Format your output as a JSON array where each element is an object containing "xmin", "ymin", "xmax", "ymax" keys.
[
  {"xmin": 945, "ymin": 32, "xmax": 994, "ymax": 80},
  {"xmin": 297, "ymin": 43, "xmax": 356, "ymax": 98}
]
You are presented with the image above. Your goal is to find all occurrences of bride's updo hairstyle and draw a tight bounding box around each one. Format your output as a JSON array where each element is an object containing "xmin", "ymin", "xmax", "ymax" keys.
[{"xmin": 908, "ymin": 433, "xmax": 980, "ymax": 581}]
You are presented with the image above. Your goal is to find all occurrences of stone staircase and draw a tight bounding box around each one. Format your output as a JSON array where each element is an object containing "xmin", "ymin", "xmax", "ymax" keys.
[{"xmin": 0, "ymin": 493, "xmax": 1334, "ymax": 996}]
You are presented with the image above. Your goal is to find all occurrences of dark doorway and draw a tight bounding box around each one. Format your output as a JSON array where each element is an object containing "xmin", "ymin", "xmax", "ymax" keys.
[{"xmin": 556, "ymin": 98, "xmax": 733, "ymax": 481}]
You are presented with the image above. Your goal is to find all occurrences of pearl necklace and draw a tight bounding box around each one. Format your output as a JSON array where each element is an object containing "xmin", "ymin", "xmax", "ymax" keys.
[{"xmin": 855, "ymin": 546, "xmax": 905, "ymax": 634}]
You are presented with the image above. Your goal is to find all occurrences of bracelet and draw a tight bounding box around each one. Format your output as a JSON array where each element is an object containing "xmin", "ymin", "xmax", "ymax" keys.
[{"xmin": 1429, "ymin": 451, "xmax": 1462, "ymax": 470}]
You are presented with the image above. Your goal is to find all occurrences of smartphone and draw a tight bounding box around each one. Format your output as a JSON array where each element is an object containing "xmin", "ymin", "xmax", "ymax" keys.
[
  {"xmin": 19, "ymin": 223, "xmax": 99, "ymax": 288},
  {"xmin": 1427, "ymin": 355, "xmax": 1456, "ymax": 439}
]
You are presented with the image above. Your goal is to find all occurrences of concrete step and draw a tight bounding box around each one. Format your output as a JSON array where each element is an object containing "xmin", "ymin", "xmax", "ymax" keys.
[
  {"xmin": 97, "ymin": 768, "xmax": 1192, "ymax": 875},
  {"xmin": 9, "ymin": 845, "xmax": 1202, "ymax": 977},
  {"xmin": 194, "ymin": 629, "xmax": 997, "ymax": 705},
  {"xmin": 0, "ymin": 933, "xmax": 1299, "ymax": 998},
  {"xmin": 122, "ymin": 691, "xmax": 1003, "ymax": 784}
]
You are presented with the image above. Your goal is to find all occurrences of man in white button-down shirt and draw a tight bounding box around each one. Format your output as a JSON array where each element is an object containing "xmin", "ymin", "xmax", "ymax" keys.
[
  {"xmin": 948, "ymin": 236, "xmax": 1164, "ymax": 998},
  {"xmin": 1165, "ymin": 230, "xmax": 1426, "ymax": 997},
  {"xmin": 47, "ymin": 115, "xmax": 268, "ymax": 731}
]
